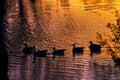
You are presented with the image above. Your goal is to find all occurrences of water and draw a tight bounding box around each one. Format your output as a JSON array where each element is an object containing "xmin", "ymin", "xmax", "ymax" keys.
[{"xmin": 5, "ymin": 0, "xmax": 120, "ymax": 80}]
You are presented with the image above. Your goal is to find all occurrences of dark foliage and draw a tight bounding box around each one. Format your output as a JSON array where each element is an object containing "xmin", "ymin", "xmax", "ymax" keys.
[{"xmin": 96, "ymin": 11, "xmax": 120, "ymax": 67}]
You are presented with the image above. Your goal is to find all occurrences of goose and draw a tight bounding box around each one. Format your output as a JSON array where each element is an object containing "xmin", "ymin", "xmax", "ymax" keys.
[
  {"xmin": 22, "ymin": 43, "xmax": 35, "ymax": 58},
  {"xmin": 34, "ymin": 50, "xmax": 47, "ymax": 57},
  {"xmin": 89, "ymin": 41, "xmax": 101, "ymax": 58},
  {"xmin": 72, "ymin": 44, "xmax": 84, "ymax": 57},
  {"xmin": 33, "ymin": 46, "xmax": 47, "ymax": 63},
  {"xmin": 89, "ymin": 41, "xmax": 101, "ymax": 53},
  {"xmin": 52, "ymin": 47, "xmax": 65, "ymax": 59}
]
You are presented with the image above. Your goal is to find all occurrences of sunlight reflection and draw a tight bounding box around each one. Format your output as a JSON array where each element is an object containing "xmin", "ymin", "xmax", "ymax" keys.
[
  {"xmin": 7, "ymin": 0, "xmax": 120, "ymax": 80},
  {"xmin": 80, "ymin": 55, "xmax": 95, "ymax": 80}
]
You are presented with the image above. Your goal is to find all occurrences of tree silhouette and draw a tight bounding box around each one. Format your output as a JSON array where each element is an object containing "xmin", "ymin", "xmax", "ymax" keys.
[{"xmin": 96, "ymin": 11, "xmax": 120, "ymax": 67}]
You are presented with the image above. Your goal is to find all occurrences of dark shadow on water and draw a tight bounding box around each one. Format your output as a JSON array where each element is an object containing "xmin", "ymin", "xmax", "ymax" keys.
[
  {"xmin": 93, "ymin": 51, "xmax": 101, "ymax": 55},
  {"xmin": 73, "ymin": 52, "xmax": 84, "ymax": 56},
  {"xmin": 52, "ymin": 47, "xmax": 65, "ymax": 60}
]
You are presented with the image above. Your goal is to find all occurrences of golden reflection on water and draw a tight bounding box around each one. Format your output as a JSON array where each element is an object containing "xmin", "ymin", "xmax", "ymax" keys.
[
  {"xmin": 14, "ymin": 0, "xmax": 120, "ymax": 53},
  {"xmin": 33, "ymin": 0, "xmax": 120, "ymax": 49},
  {"xmin": 31, "ymin": 0, "xmax": 119, "ymax": 59},
  {"xmin": 6, "ymin": 0, "xmax": 120, "ymax": 80}
]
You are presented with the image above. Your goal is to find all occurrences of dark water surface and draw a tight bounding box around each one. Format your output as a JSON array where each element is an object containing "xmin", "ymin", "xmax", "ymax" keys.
[{"xmin": 5, "ymin": 0, "xmax": 120, "ymax": 80}]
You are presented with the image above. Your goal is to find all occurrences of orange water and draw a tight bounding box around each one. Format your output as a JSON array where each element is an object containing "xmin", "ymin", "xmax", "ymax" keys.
[{"xmin": 6, "ymin": 0, "xmax": 120, "ymax": 80}]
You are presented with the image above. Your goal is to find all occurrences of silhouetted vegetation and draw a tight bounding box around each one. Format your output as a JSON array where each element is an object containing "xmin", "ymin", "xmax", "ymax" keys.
[
  {"xmin": 0, "ymin": 0, "xmax": 8, "ymax": 79},
  {"xmin": 97, "ymin": 11, "xmax": 120, "ymax": 67}
]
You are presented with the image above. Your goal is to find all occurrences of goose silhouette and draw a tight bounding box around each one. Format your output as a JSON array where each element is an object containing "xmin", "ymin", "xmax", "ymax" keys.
[
  {"xmin": 34, "ymin": 50, "xmax": 47, "ymax": 57},
  {"xmin": 89, "ymin": 41, "xmax": 101, "ymax": 53},
  {"xmin": 72, "ymin": 44, "xmax": 84, "ymax": 57},
  {"xmin": 52, "ymin": 47, "xmax": 65, "ymax": 59},
  {"xmin": 33, "ymin": 46, "xmax": 47, "ymax": 63},
  {"xmin": 22, "ymin": 43, "xmax": 35, "ymax": 58},
  {"xmin": 33, "ymin": 50, "xmax": 47, "ymax": 63}
]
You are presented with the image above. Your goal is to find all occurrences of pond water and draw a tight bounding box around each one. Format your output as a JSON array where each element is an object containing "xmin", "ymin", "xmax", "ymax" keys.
[{"xmin": 5, "ymin": 0, "xmax": 120, "ymax": 80}]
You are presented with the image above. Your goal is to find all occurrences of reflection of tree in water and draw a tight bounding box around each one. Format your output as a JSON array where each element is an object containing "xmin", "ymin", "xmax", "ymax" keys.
[
  {"xmin": 19, "ymin": 0, "xmax": 33, "ymax": 43},
  {"xmin": 93, "ymin": 62, "xmax": 113, "ymax": 80},
  {"xmin": 60, "ymin": 0, "xmax": 70, "ymax": 7},
  {"xmin": 83, "ymin": 0, "xmax": 113, "ymax": 4},
  {"xmin": 96, "ymin": 11, "xmax": 120, "ymax": 67}
]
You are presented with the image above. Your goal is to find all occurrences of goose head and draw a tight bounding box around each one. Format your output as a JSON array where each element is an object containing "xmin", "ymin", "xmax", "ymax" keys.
[
  {"xmin": 89, "ymin": 41, "xmax": 93, "ymax": 45},
  {"xmin": 23, "ymin": 43, "xmax": 27, "ymax": 47},
  {"xmin": 52, "ymin": 47, "xmax": 56, "ymax": 51},
  {"xmin": 72, "ymin": 44, "xmax": 76, "ymax": 48}
]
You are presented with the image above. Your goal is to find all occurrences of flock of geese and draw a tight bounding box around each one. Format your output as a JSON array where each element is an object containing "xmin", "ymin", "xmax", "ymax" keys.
[
  {"xmin": 22, "ymin": 41, "xmax": 120, "ymax": 67},
  {"xmin": 22, "ymin": 41, "xmax": 101, "ymax": 62}
]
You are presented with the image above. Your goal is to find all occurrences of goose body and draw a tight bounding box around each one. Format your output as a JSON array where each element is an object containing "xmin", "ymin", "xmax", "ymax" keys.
[
  {"xmin": 52, "ymin": 47, "xmax": 65, "ymax": 56},
  {"xmin": 72, "ymin": 44, "xmax": 84, "ymax": 53},
  {"xmin": 34, "ymin": 50, "xmax": 47, "ymax": 57},
  {"xmin": 89, "ymin": 41, "xmax": 101, "ymax": 53},
  {"xmin": 23, "ymin": 47, "xmax": 34, "ymax": 55},
  {"xmin": 22, "ymin": 43, "xmax": 35, "ymax": 57},
  {"xmin": 72, "ymin": 44, "xmax": 84, "ymax": 57},
  {"xmin": 52, "ymin": 47, "xmax": 65, "ymax": 60},
  {"xmin": 33, "ymin": 46, "xmax": 47, "ymax": 63}
]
